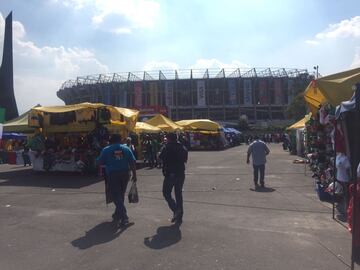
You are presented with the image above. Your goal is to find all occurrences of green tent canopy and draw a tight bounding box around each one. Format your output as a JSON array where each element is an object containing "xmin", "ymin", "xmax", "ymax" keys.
[{"xmin": 3, "ymin": 111, "xmax": 34, "ymax": 133}]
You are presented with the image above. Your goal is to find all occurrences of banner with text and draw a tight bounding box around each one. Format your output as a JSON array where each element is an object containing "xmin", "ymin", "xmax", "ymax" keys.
[
  {"xmin": 197, "ymin": 80, "xmax": 206, "ymax": 107},
  {"xmin": 259, "ymin": 80, "xmax": 268, "ymax": 105},
  {"xmin": 149, "ymin": 82, "xmax": 158, "ymax": 106},
  {"xmin": 274, "ymin": 79, "xmax": 283, "ymax": 105},
  {"xmin": 228, "ymin": 79, "xmax": 237, "ymax": 105},
  {"xmin": 134, "ymin": 82, "xmax": 142, "ymax": 108},
  {"xmin": 165, "ymin": 81, "xmax": 173, "ymax": 106},
  {"xmin": 243, "ymin": 79, "xmax": 253, "ymax": 105}
]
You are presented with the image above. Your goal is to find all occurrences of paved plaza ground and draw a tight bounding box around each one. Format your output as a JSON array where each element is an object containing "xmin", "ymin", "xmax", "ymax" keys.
[{"xmin": 0, "ymin": 144, "xmax": 354, "ymax": 270}]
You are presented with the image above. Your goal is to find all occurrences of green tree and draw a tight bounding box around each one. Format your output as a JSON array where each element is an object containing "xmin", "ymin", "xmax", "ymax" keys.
[{"xmin": 286, "ymin": 93, "xmax": 307, "ymax": 121}]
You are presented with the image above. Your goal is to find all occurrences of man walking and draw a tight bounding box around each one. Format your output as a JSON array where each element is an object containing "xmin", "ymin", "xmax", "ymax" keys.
[
  {"xmin": 247, "ymin": 135, "xmax": 270, "ymax": 189},
  {"xmin": 159, "ymin": 133, "xmax": 188, "ymax": 224},
  {"xmin": 97, "ymin": 134, "xmax": 137, "ymax": 226}
]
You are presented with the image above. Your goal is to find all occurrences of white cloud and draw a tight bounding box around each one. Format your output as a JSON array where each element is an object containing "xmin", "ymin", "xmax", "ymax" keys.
[
  {"xmin": 305, "ymin": 40, "xmax": 319, "ymax": 46},
  {"xmin": 55, "ymin": 0, "xmax": 160, "ymax": 34},
  {"xmin": 52, "ymin": 0, "xmax": 91, "ymax": 10},
  {"xmin": 111, "ymin": 27, "xmax": 132, "ymax": 34},
  {"xmin": 190, "ymin": 59, "xmax": 249, "ymax": 69},
  {"xmin": 144, "ymin": 61, "xmax": 179, "ymax": 71},
  {"xmin": 307, "ymin": 16, "xmax": 360, "ymax": 44},
  {"xmin": 0, "ymin": 12, "xmax": 109, "ymax": 113},
  {"xmin": 351, "ymin": 47, "xmax": 360, "ymax": 68}
]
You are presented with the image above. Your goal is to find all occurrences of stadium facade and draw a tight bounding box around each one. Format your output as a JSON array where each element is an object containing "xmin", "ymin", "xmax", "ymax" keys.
[{"xmin": 57, "ymin": 68, "xmax": 311, "ymax": 124}]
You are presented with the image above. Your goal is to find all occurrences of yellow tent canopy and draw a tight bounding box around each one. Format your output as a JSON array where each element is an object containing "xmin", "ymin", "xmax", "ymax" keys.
[
  {"xmin": 175, "ymin": 119, "xmax": 221, "ymax": 132},
  {"xmin": 286, "ymin": 113, "xmax": 312, "ymax": 131},
  {"xmin": 3, "ymin": 110, "xmax": 34, "ymax": 133},
  {"xmin": 145, "ymin": 114, "xmax": 183, "ymax": 132},
  {"xmin": 29, "ymin": 103, "xmax": 139, "ymax": 133},
  {"xmin": 134, "ymin": 122, "xmax": 161, "ymax": 134},
  {"xmin": 304, "ymin": 67, "xmax": 360, "ymax": 113}
]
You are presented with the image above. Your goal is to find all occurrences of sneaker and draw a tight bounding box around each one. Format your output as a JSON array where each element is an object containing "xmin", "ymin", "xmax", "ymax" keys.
[{"xmin": 119, "ymin": 218, "xmax": 129, "ymax": 227}]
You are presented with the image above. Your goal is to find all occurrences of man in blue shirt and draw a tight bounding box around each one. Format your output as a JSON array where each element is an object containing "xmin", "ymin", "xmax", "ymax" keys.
[
  {"xmin": 247, "ymin": 135, "xmax": 270, "ymax": 189},
  {"xmin": 97, "ymin": 134, "xmax": 137, "ymax": 226}
]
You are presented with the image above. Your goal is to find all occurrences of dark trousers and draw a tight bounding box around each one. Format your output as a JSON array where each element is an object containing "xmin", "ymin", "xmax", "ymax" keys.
[
  {"xmin": 108, "ymin": 171, "xmax": 130, "ymax": 220},
  {"xmin": 253, "ymin": 164, "xmax": 265, "ymax": 185},
  {"xmin": 162, "ymin": 173, "xmax": 185, "ymax": 218}
]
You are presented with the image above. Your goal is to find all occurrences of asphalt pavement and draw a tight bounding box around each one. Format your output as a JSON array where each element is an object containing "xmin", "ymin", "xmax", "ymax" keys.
[{"xmin": 0, "ymin": 144, "xmax": 353, "ymax": 270}]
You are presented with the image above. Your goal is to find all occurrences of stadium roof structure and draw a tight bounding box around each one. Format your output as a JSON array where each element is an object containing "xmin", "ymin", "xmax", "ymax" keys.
[{"xmin": 60, "ymin": 68, "xmax": 309, "ymax": 90}]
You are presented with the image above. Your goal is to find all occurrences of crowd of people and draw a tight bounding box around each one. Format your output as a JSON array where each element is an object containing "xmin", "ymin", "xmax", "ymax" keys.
[{"xmin": 244, "ymin": 133, "xmax": 287, "ymax": 145}]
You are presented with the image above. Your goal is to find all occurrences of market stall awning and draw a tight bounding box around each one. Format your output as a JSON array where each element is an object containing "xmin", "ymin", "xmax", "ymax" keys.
[
  {"xmin": 286, "ymin": 113, "xmax": 312, "ymax": 131},
  {"xmin": 30, "ymin": 103, "xmax": 139, "ymax": 132},
  {"xmin": 3, "ymin": 111, "xmax": 34, "ymax": 133},
  {"xmin": 225, "ymin": 127, "xmax": 242, "ymax": 134},
  {"xmin": 134, "ymin": 122, "xmax": 161, "ymax": 134},
  {"xmin": 145, "ymin": 114, "xmax": 183, "ymax": 132},
  {"xmin": 304, "ymin": 67, "xmax": 360, "ymax": 113},
  {"xmin": 2, "ymin": 132, "xmax": 27, "ymax": 140},
  {"xmin": 175, "ymin": 119, "xmax": 221, "ymax": 132}
]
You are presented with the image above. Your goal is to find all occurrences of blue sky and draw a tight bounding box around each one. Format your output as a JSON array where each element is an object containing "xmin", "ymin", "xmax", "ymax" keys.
[{"xmin": 1, "ymin": 0, "xmax": 360, "ymax": 112}]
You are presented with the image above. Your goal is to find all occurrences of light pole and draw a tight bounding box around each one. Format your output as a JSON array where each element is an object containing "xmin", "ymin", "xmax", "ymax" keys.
[{"xmin": 313, "ymin": 65, "xmax": 319, "ymax": 79}]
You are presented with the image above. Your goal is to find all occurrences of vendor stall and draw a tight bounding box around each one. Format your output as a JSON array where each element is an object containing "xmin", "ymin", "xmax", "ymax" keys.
[
  {"xmin": 0, "ymin": 132, "xmax": 29, "ymax": 165},
  {"xmin": 223, "ymin": 127, "xmax": 242, "ymax": 147},
  {"xmin": 175, "ymin": 119, "xmax": 224, "ymax": 150},
  {"xmin": 133, "ymin": 122, "xmax": 162, "ymax": 161},
  {"xmin": 335, "ymin": 85, "xmax": 360, "ymax": 268},
  {"xmin": 302, "ymin": 68, "xmax": 360, "ymax": 269},
  {"xmin": 27, "ymin": 103, "xmax": 139, "ymax": 173},
  {"xmin": 286, "ymin": 113, "xmax": 312, "ymax": 155}
]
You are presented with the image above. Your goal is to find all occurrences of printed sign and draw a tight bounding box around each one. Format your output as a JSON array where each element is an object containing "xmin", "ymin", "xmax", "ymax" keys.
[
  {"xmin": 197, "ymin": 80, "xmax": 206, "ymax": 107},
  {"xmin": 259, "ymin": 80, "xmax": 268, "ymax": 105}
]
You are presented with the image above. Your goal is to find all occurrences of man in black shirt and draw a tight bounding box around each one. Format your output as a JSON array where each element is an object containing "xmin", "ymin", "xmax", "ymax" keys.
[{"xmin": 159, "ymin": 133, "xmax": 188, "ymax": 224}]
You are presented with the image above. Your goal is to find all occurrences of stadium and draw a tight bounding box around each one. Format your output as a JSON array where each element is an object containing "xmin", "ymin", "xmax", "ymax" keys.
[{"xmin": 57, "ymin": 68, "xmax": 312, "ymax": 125}]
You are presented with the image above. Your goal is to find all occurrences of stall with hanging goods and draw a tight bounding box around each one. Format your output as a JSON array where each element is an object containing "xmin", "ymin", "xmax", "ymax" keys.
[
  {"xmin": 335, "ymin": 85, "xmax": 360, "ymax": 269},
  {"xmin": 27, "ymin": 103, "xmax": 139, "ymax": 173},
  {"xmin": 302, "ymin": 68, "xmax": 360, "ymax": 270},
  {"xmin": 175, "ymin": 119, "xmax": 225, "ymax": 150}
]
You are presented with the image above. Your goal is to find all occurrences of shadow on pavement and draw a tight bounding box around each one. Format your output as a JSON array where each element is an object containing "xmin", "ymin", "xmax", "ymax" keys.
[
  {"xmin": 249, "ymin": 187, "xmax": 276, "ymax": 193},
  {"xmin": 0, "ymin": 168, "xmax": 101, "ymax": 189},
  {"xmin": 71, "ymin": 221, "xmax": 134, "ymax": 249},
  {"xmin": 144, "ymin": 224, "xmax": 182, "ymax": 249}
]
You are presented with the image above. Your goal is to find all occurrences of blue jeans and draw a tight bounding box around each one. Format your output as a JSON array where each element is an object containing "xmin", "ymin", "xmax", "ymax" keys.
[
  {"xmin": 108, "ymin": 171, "xmax": 130, "ymax": 220},
  {"xmin": 253, "ymin": 164, "xmax": 265, "ymax": 185},
  {"xmin": 162, "ymin": 173, "xmax": 185, "ymax": 218}
]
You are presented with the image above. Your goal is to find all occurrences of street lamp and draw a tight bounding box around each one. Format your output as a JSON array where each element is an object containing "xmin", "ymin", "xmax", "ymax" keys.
[{"xmin": 313, "ymin": 65, "xmax": 319, "ymax": 79}]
